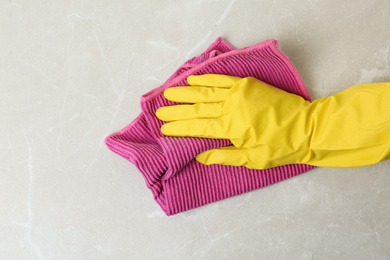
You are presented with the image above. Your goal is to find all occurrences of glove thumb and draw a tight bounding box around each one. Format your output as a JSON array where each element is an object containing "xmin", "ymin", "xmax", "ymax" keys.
[{"xmin": 195, "ymin": 146, "xmax": 262, "ymax": 169}]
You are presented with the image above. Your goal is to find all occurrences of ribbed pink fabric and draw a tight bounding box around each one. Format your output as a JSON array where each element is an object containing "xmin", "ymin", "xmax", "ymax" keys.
[{"xmin": 105, "ymin": 38, "xmax": 316, "ymax": 215}]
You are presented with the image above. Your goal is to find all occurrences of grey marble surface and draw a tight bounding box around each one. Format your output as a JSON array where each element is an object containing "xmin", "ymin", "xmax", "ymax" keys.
[{"xmin": 1, "ymin": 0, "xmax": 390, "ymax": 259}]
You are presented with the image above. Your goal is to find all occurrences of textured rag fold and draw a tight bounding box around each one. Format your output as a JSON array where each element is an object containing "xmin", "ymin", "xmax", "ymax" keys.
[{"xmin": 105, "ymin": 38, "xmax": 316, "ymax": 215}]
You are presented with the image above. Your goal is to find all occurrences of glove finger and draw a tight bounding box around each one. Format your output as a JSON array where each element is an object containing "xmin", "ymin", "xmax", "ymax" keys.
[
  {"xmin": 156, "ymin": 103, "xmax": 223, "ymax": 121},
  {"xmin": 187, "ymin": 74, "xmax": 243, "ymax": 88},
  {"xmin": 164, "ymin": 86, "xmax": 230, "ymax": 103},
  {"xmin": 160, "ymin": 118, "xmax": 228, "ymax": 139}
]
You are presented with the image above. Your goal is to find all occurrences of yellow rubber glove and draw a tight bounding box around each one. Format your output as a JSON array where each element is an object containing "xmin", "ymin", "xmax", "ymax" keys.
[{"xmin": 156, "ymin": 74, "xmax": 390, "ymax": 169}]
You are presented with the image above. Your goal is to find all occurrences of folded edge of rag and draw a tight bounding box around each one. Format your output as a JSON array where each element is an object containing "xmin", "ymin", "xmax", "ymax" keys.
[{"xmin": 105, "ymin": 38, "xmax": 316, "ymax": 215}]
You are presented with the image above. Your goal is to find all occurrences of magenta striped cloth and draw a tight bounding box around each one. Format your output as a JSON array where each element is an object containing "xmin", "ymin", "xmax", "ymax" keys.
[{"xmin": 105, "ymin": 38, "xmax": 316, "ymax": 215}]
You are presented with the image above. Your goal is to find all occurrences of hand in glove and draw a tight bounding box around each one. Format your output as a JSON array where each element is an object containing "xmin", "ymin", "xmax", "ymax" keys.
[{"xmin": 156, "ymin": 74, "xmax": 390, "ymax": 169}]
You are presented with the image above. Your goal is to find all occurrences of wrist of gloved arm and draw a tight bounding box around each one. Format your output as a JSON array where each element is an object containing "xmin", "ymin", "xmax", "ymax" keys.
[{"xmin": 290, "ymin": 83, "xmax": 390, "ymax": 167}]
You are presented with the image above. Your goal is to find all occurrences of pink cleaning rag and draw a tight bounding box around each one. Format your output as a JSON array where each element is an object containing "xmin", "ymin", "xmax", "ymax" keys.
[{"xmin": 105, "ymin": 38, "xmax": 315, "ymax": 215}]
